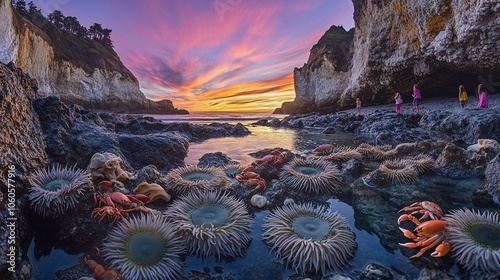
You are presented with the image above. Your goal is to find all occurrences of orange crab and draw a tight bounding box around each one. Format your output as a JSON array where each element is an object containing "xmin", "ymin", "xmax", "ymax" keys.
[
  {"xmin": 398, "ymin": 200, "xmax": 443, "ymax": 221},
  {"xmin": 313, "ymin": 144, "xmax": 336, "ymax": 154},
  {"xmin": 397, "ymin": 201, "xmax": 450, "ymax": 259},
  {"xmin": 256, "ymin": 150, "xmax": 288, "ymax": 166},
  {"xmin": 236, "ymin": 171, "xmax": 267, "ymax": 190},
  {"xmin": 92, "ymin": 180, "xmax": 150, "ymax": 223},
  {"xmin": 94, "ymin": 180, "xmax": 150, "ymax": 208},
  {"xmin": 84, "ymin": 247, "xmax": 121, "ymax": 280}
]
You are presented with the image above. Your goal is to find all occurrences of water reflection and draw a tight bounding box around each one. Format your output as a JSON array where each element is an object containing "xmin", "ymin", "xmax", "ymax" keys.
[
  {"xmin": 185, "ymin": 125, "xmax": 361, "ymax": 166},
  {"xmin": 28, "ymin": 238, "xmax": 81, "ymax": 280}
]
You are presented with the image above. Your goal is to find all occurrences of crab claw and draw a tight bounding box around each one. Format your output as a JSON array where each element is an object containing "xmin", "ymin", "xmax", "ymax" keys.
[
  {"xmin": 399, "ymin": 242, "xmax": 419, "ymax": 248},
  {"xmin": 399, "ymin": 227, "xmax": 418, "ymax": 239},
  {"xmin": 398, "ymin": 214, "xmax": 421, "ymax": 225},
  {"xmin": 430, "ymin": 241, "xmax": 450, "ymax": 257},
  {"xmin": 97, "ymin": 180, "xmax": 113, "ymax": 192}
]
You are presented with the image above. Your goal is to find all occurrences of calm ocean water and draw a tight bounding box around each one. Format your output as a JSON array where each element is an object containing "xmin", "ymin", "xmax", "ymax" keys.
[
  {"xmin": 29, "ymin": 112, "xmax": 494, "ymax": 279},
  {"xmin": 147, "ymin": 112, "xmax": 361, "ymax": 166}
]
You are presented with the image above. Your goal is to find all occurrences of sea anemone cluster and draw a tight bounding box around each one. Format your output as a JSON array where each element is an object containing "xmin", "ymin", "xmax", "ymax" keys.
[
  {"xmin": 357, "ymin": 143, "xmax": 397, "ymax": 159},
  {"xmin": 28, "ymin": 164, "xmax": 91, "ymax": 218},
  {"xmin": 262, "ymin": 203, "xmax": 357, "ymax": 275},
  {"xmin": 87, "ymin": 152, "xmax": 135, "ymax": 188},
  {"xmin": 279, "ymin": 158, "xmax": 343, "ymax": 194},
  {"xmin": 445, "ymin": 208, "xmax": 500, "ymax": 273},
  {"xmin": 168, "ymin": 190, "xmax": 252, "ymax": 260},
  {"xmin": 102, "ymin": 213, "xmax": 185, "ymax": 280},
  {"xmin": 165, "ymin": 165, "xmax": 229, "ymax": 195},
  {"xmin": 312, "ymin": 145, "xmax": 362, "ymax": 161},
  {"xmin": 378, "ymin": 159, "xmax": 419, "ymax": 185}
]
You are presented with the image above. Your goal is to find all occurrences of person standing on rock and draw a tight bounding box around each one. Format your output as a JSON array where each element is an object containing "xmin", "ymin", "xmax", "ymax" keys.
[
  {"xmin": 355, "ymin": 98, "xmax": 362, "ymax": 116},
  {"xmin": 458, "ymin": 85, "xmax": 468, "ymax": 108},
  {"xmin": 477, "ymin": 84, "xmax": 489, "ymax": 108},
  {"xmin": 412, "ymin": 84, "xmax": 421, "ymax": 112},
  {"xmin": 394, "ymin": 92, "xmax": 403, "ymax": 114}
]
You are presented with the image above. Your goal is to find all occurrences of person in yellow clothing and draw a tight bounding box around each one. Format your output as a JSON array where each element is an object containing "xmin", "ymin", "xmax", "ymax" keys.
[{"xmin": 458, "ymin": 85, "xmax": 468, "ymax": 108}]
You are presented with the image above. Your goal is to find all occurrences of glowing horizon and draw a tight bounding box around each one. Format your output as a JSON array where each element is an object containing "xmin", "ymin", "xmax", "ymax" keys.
[{"xmin": 32, "ymin": 0, "xmax": 354, "ymax": 112}]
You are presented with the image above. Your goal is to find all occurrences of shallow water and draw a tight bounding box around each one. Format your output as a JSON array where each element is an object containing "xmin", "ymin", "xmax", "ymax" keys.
[
  {"xmin": 185, "ymin": 125, "xmax": 360, "ymax": 166},
  {"xmin": 28, "ymin": 114, "xmax": 498, "ymax": 279}
]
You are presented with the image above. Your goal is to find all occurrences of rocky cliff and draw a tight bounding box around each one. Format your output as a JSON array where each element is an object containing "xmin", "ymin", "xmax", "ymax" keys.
[
  {"xmin": 0, "ymin": 0, "xmax": 187, "ymax": 114},
  {"xmin": 276, "ymin": 0, "xmax": 500, "ymax": 114}
]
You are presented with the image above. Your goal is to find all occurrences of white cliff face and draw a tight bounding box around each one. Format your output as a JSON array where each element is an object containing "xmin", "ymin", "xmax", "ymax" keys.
[
  {"xmin": 284, "ymin": 0, "xmax": 500, "ymax": 114},
  {"xmin": 49, "ymin": 62, "xmax": 145, "ymax": 103},
  {"xmin": 0, "ymin": 0, "xmax": 146, "ymax": 104},
  {"xmin": 294, "ymin": 55, "xmax": 350, "ymax": 108},
  {"xmin": 0, "ymin": 0, "xmax": 19, "ymax": 64}
]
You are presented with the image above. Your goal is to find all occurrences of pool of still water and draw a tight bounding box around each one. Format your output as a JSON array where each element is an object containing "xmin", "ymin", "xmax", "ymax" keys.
[{"xmin": 28, "ymin": 124, "xmax": 492, "ymax": 279}]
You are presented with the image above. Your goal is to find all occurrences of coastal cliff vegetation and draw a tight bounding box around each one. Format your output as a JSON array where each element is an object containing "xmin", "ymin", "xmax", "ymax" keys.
[{"xmin": 11, "ymin": 0, "xmax": 135, "ymax": 80}]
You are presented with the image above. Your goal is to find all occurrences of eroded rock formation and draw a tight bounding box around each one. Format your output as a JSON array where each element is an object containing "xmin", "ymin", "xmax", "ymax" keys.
[
  {"xmin": 276, "ymin": 0, "xmax": 500, "ymax": 114},
  {"xmin": 0, "ymin": 0, "xmax": 187, "ymax": 114}
]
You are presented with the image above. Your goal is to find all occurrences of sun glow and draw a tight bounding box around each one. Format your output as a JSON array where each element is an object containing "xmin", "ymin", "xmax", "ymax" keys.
[{"xmin": 44, "ymin": 0, "xmax": 354, "ymax": 112}]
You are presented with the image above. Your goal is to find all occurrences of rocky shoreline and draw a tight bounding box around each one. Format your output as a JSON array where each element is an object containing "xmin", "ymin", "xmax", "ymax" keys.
[
  {"xmin": 2, "ymin": 62, "xmax": 500, "ymax": 279},
  {"xmin": 263, "ymin": 94, "xmax": 500, "ymax": 147}
]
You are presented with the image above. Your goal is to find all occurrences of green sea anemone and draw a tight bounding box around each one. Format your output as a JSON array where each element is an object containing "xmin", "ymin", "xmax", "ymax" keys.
[
  {"xmin": 262, "ymin": 203, "xmax": 357, "ymax": 275},
  {"xmin": 445, "ymin": 208, "xmax": 500, "ymax": 273},
  {"xmin": 405, "ymin": 154, "xmax": 436, "ymax": 174},
  {"xmin": 378, "ymin": 159, "xmax": 419, "ymax": 185},
  {"xmin": 102, "ymin": 213, "xmax": 185, "ymax": 280},
  {"xmin": 28, "ymin": 165, "xmax": 91, "ymax": 218},
  {"xmin": 279, "ymin": 158, "xmax": 342, "ymax": 194},
  {"xmin": 168, "ymin": 190, "xmax": 252, "ymax": 260},
  {"xmin": 165, "ymin": 165, "xmax": 229, "ymax": 195},
  {"xmin": 357, "ymin": 143, "xmax": 397, "ymax": 159},
  {"xmin": 313, "ymin": 145, "xmax": 362, "ymax": 161}
]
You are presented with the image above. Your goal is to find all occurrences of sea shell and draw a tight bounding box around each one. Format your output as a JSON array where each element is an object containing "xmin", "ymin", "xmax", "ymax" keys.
[
  {"xmin": 251, "ymin": 194, "xmax": 267, "ymax": 208},
  {"xmin": 134, "ymin": 181, "xmax": 171, "ymax": 203}
]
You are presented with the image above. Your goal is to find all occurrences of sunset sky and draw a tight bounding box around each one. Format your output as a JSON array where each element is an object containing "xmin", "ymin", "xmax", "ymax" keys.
[{"xmin": 32, "ymin": 0, "xmax": 354, "ymax": 112}]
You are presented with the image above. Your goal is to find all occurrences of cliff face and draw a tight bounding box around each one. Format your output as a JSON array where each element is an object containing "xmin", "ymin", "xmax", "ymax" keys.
[
  {"xmin": 276, "ymin": 0, "xmax": 500, "ymax": 114},
  {"xmin": 0, "ymin": 0, "xmax": 187, "ymax": 114}
]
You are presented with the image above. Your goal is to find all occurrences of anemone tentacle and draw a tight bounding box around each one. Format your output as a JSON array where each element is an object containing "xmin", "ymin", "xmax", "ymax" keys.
[
  {"xmin": 262, "ymin": 203, "xmax": 356, "ymax": 275},
  {"xmin": 102, "ymin": 213, "xmax": 185, "ymax": 280},
  {"xmin": 165, "ymin": 165, "xmax": 229, "ymax": 195},
  {"xmin": 279, "ymin": 158, "xmax": 342, "ymax": 194},
  {"xmin": 405, "ymin": 154, "xmax": 437, "ymax": 174},
  {"xmin": 168, "ymin": 190, "xmax": 252, "ymax": 260},
  {"xmin": 378, "ymin": 159, "xmax": 419, "ymax": 185},
  {"xmin": 445, "ymin": 208, "xmax": 500, "ymax": 273},
  {"xmin": 28, "ymin": 164, "xmax": 91, "ymax": 218}
]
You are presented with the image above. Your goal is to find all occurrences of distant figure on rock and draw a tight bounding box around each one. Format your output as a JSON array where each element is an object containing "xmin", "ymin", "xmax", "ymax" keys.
[
  {"xmin": 477, "ymin": 84, "xmax": 488, "ymax": 108},
  {"xmin": 458, "ymin": 85, "xmax": 468, "ymax": 108},
  {"xmin": 412, "ymin": 84, "xmax": 421, "ymax": 112},
  {"xmin": 394, "ymin": 92, "xmax": 403, "ymax": 114},
  {"xmin": 355, "ymin": 98, "xmax": 362, "ymax": 116}
]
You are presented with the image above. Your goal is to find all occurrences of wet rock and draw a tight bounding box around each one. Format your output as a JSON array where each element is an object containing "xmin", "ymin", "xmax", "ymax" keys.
[
  {"xmin": 482, "ymin": 153, "xmax": 500, "ymax": 198},
  {"xmin": 417, "ymin": 268, "xmax": 455, "ymax": 280},
  {"xmin": 197, "ymin": 152, "xmax": 238, "ymax": 168},
  {"xmin": 190, "ymin": 123, "xmax": 251, "ymax": 141},
  {"xmin": 0, "ymin": 63, "xmax": 47, "ymax": 174},
  {"xmin": 362, "ymin": 169, "xmax": 389, "ymax": 188},
  {"xmin": 358, "ymin": 263, "xmax": 393, "ymax": 280},
  {"xmin": 341, "ymin": 159, "xmax": 364, "ymax": 180},
  {"xmin": 422, "ymin": 109, "xmax": 500, "ymax": 144},
  {"xmin": 436, "ymin": 141, "xmax": 500, "ymax": 178},
  {"xmin": 322, "ymin": 127, "xmax": 336, "ymax": 134},
  {"xmin": 118, "ymin": 132, "xmax": 188, "ymax": 172},
  {"xmin": 436, "ymin": 143, "xmax": 475, "ymax": 178}
]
